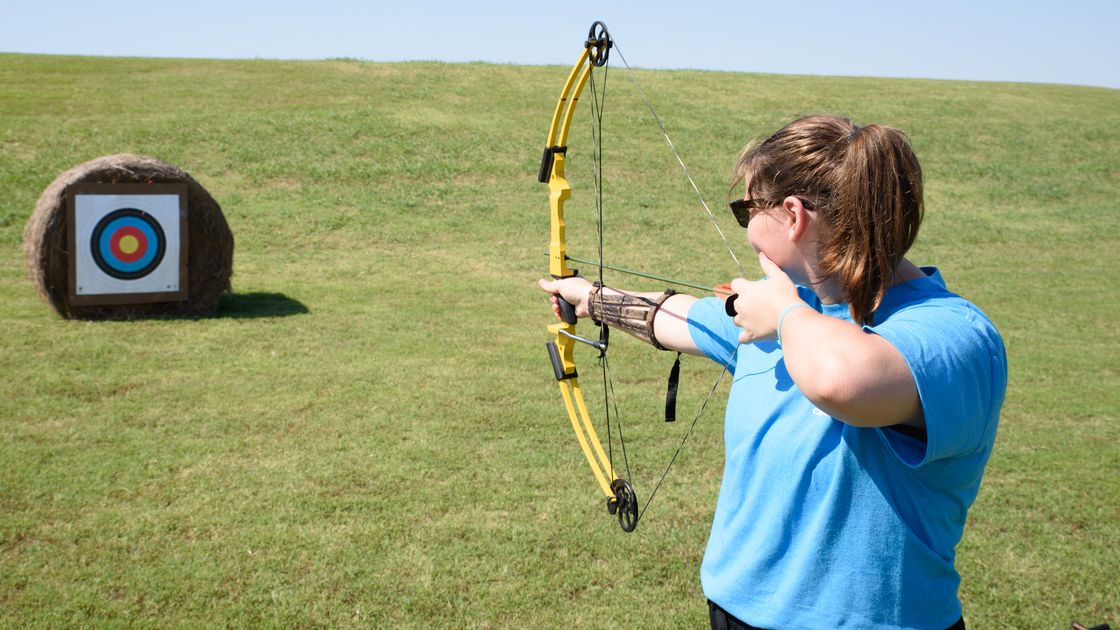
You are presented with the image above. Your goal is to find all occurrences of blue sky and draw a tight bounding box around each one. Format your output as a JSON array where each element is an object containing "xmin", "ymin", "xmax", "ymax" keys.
[{"xmin": 4, "ymin": 0, "xmax": 1118, "ymax": 90}]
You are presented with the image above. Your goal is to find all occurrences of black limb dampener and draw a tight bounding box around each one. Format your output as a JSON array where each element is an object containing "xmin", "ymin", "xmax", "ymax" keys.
[
  {"xmin": 608, "ymin": 478, "xmax": 638, "ymax": 532},
  {"xmin": 546, "ymin": 341, "xmax": 573, "ymax": 382},
  {"xmin": 538, "ymin": 146, "xmax": 566, "ymax": 184}
]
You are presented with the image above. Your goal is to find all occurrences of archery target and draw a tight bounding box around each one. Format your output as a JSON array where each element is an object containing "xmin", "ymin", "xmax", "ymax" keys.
[
  {"xmin": 73, "ymin": 193, "xmax": 182, "ymax": 297},
  {"xmin": 90, "ymin": 209, "xmax": 167, "ymax": 280}
]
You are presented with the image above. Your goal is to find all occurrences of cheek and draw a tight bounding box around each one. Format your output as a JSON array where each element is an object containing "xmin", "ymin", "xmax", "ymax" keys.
[
  {"xmin": 746, "ymin": 229, "xmax": 762, "ymax": 254},
  {"xmin": 745, "ymin": 220, "xmax": 770, "ymax": 255}
]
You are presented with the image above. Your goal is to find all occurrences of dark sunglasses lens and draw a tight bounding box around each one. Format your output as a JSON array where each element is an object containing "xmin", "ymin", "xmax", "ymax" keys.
[{"xmin": 729, "ymin": 200, "xmax": 752, "ymax": 227}]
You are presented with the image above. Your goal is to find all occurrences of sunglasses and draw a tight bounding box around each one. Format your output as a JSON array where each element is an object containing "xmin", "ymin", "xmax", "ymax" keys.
[
  {"xmin": 729, "ymin": 197, "xmax": 815, "ymax": 227},
  {"xmin": 728, "ymin": 198, "xmax": 775, "ymax": 228}
]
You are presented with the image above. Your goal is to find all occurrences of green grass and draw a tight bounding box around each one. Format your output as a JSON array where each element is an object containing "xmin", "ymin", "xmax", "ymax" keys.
[{"xmin": 1, "ymin": 53, "xmax": 1118, "ymax": 629}]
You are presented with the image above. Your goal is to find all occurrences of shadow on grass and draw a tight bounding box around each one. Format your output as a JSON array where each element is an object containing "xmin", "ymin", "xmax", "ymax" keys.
[{"xmin": 215, "ymin": 292, "xmax": 309, "ymax": 318}]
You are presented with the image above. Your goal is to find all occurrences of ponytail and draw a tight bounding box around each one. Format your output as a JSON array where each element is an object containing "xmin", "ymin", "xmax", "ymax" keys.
[{"xmin": 731, "ymin": 115, "xmax": 924, "ymax": 325}]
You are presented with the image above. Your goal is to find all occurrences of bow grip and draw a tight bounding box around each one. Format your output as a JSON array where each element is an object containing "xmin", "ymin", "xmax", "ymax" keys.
[
  {"xmin": 552, "ymin": 270, "xmax": 579, "ymax": 325},
  {"xmin": 558, "ymin": 296, "xmax": 577, "ymax": 325}
]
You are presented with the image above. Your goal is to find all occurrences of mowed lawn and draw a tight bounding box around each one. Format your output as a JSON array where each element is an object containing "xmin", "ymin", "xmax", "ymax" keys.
[{"xmin": 0, "ymin": 53, "xmax": 1117, "ymax": 628}]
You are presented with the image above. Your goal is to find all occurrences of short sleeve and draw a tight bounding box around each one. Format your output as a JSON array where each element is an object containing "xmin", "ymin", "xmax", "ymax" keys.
[{"xmin": 873, "ymin": 299, "xmax": 1008, "ymax": 467}]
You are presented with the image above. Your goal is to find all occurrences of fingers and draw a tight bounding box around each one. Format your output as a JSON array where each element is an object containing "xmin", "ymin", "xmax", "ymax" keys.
[
  {"xmin": 723, "ymin": 278, "xmax": 749, "ymax": 329},
  {"xmin": 725, "ymin": 257, "xmax": 798, "ymax": 344},
  {"xmin": 538, "ymin": 276, "xmax": 593, "ymax": 320},
  {"xmin": 729, "ymin": 277, "xmax": 752, "ymax": 295},
  {"xmin": 538, "ymin": 280, "xmax": 563, "ymax": 319},
  {"xmin": 757, "ymin": 252, "xmax": 785, "ymax": 280}
]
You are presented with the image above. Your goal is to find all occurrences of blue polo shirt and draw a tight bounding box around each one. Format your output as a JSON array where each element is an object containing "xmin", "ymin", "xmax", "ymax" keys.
[{"xmin": 690, "ymin": 269, "xmax": 1007, "ymax": 630}]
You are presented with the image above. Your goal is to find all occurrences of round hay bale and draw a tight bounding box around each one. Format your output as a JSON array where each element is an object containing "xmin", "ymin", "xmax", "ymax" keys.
[{"xmin": 23, "ymin": 154, "xmax": 234, "ymax": 319}]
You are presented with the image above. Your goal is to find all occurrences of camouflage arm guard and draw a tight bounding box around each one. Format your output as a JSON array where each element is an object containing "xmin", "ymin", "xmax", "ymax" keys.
[{"xmin": 587, "ymin": 286, "xmax": 678, "ymax": 350}]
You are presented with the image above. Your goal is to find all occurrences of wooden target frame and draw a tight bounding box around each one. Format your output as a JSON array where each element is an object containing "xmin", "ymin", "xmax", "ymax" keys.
[{"xmin": 66, "ymin": 183, "xmax": 189, "ymax": 306}]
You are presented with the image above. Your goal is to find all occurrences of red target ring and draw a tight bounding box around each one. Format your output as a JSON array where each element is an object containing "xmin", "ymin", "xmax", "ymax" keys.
[{"xmin": 109, "ymin": 226, "xmax": 148, "ymax": 263}]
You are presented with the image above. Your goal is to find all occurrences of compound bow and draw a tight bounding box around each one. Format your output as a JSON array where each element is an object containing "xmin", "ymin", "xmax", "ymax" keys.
[
  {"xmin": 540, "ymin": 22, "xmax": 745, "ymax": 533},
  {"xmin": 540, "ymin": 22, "xmax": 639, "ymax": 532}
]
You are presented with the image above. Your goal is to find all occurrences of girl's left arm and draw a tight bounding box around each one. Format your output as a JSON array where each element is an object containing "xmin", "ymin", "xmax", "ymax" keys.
[{"xmin": 538, "ymin": 278, "xmax": 704, "ymax": 356}]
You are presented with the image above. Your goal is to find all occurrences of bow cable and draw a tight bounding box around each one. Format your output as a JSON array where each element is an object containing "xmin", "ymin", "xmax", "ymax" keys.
[{"xmin": 586, "ymin": 52, "xmax": 636, "ymax": 504}]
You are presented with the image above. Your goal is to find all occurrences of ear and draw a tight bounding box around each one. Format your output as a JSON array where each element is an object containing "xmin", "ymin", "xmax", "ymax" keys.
[{"xmin": 781, "ymin": 196, "xmax": 813, "ymax": 242}]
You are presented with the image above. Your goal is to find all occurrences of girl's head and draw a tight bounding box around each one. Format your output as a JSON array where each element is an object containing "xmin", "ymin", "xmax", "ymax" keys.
[{"xmin": 731, "ymin": 115, "xmax": 924, "ymax": 325}]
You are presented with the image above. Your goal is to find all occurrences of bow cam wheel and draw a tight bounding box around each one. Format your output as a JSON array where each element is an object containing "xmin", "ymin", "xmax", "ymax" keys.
[
  {"xmin": 609, "ymin": 478, "xmax": 638, "ymax": 532},
  {"xmin": 586, "ymin": 21, "xmax": 612, "ymax": 67}
]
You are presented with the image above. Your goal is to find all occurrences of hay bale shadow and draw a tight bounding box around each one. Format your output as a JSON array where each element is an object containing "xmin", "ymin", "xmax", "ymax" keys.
[{"xmin": 213, "ymin": 293, "xmax": 309, "ymax": 319}]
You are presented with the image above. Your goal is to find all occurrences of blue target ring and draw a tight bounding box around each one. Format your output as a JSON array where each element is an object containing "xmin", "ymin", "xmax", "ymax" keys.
[{"xmin": 90, "ymin": 208, "xmax": 167, "ymax": 280}]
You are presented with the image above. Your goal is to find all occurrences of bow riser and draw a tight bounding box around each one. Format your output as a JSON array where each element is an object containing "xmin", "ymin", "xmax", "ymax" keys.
[
  {"xmin": 544, "ymin": 54, "xmax": 593, "ymax": 282},
  {"xmin": 547, "ymin": 151, "xmax": 574, "ymax": 282}
]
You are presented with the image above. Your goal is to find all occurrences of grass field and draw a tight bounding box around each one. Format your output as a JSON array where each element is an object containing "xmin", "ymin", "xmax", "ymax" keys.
[{"xmin": 1, "ymin": 52, "xmax": 1117, "ymax": 629}]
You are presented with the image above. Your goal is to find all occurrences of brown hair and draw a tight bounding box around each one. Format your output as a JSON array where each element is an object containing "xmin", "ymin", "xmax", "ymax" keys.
[{"xmin": 731, "ymin": 115, "xmax": 923, "ymax": 325}]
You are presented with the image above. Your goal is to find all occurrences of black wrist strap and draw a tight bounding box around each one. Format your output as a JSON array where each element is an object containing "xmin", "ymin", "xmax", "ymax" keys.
[{"xmin": 665, "ymin": 352, "xmax": 681, "ymax": 422}]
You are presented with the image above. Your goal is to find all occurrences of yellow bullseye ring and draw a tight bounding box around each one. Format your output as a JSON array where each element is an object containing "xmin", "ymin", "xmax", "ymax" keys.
[{"xmin": 118, "ymin": 235, "xmax": 140, "ymax": 255}]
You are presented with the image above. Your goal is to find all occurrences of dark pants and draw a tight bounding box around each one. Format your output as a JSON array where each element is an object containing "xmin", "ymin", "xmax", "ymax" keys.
[{"xmin": 708, "ymin": 599, "xmax": 966, "ymax": 630}]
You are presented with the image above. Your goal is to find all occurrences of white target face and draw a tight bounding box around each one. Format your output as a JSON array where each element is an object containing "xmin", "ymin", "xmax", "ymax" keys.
[{"xmin": 73, "ymin": 193, "xmax": 183, "ymax": 296}]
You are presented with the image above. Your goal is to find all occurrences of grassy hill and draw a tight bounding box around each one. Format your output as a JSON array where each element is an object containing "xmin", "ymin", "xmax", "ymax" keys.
[{"xmin": 1, "ymin": 52, "xmax": 1117, "ymax": 628}]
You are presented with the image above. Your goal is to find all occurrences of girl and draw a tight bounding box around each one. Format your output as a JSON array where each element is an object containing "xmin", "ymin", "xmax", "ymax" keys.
[{"xmin": 539, "ymin": 115, "xmax": 1007, "ymax": 630}]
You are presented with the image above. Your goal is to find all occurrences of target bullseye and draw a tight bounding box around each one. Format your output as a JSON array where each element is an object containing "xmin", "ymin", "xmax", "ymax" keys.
[
  {"xmin": 110, "ymin": 227, "xmax": 147, "ymax": 262},
  {"xmin": 90, "ymin": 208, "xmax": 166, "ymax": 280}
]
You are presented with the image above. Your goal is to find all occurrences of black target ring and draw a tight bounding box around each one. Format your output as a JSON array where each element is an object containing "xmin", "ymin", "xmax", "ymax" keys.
[{"xmin": 89, "ymin": 208, "xmax": 167, "ymax": 280}]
